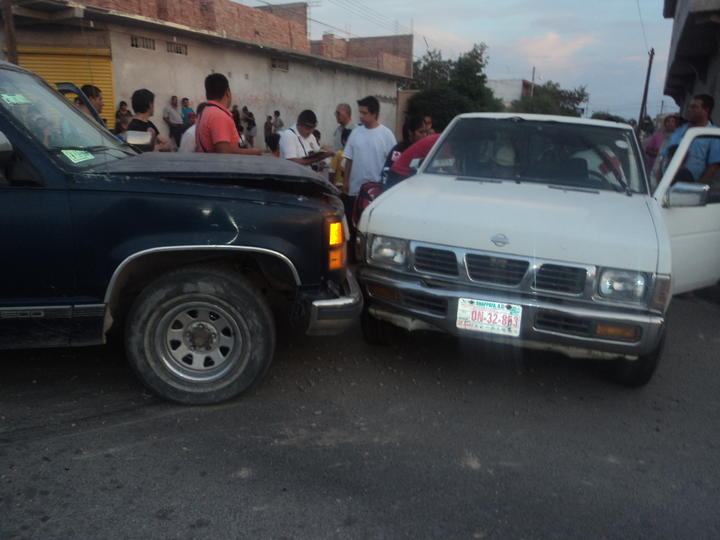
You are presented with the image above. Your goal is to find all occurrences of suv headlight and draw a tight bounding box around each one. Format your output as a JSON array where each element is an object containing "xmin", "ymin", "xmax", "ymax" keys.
[
  {"xmin": 369, "ymin": 235, "xmax": 408, "ymax": 268},
  {"xmin": 598, "ymin": 269, "xmax": 647, "ymax": 302}
]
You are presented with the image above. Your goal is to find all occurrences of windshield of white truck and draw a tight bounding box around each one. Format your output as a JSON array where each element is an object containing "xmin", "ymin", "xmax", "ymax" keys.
[
  {"xmin": 0, "ymin": 68, "xmax": 133, "ymax": 169},
  {"xmin": 425, "ymin": 117, "xmax": 646, "ymax": 195}
]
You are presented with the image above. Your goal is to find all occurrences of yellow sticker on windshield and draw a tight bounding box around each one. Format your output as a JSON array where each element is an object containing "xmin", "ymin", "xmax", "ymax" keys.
[
  {"xmin": 1, "ymin": 93, "xmax": 30, "ymax": 105},
  {"xmin": 61, "ymin": 150, "xmax": 94, "ymax": 163}
]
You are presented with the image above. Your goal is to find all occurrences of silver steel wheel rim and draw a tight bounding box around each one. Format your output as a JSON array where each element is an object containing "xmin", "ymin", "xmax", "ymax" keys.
[{"xmin": 155, "ymin": 300, "xmax": 248, "ymax": 383}]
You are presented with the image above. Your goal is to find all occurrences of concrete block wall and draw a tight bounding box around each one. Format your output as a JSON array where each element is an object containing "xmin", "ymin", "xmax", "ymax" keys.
[{"xmin": 108, "ymin": 24, "xmax": 398, "ymax": 144}]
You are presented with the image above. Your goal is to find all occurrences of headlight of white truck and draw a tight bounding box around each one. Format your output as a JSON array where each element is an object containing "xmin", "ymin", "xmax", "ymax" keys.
[
  {"xmin": 598, "ymin": 269, "xmax": 647, "ymax": 302},
  {"xmin": 369, "ymin": 235, "xmax": 408, "ymax": 268}
]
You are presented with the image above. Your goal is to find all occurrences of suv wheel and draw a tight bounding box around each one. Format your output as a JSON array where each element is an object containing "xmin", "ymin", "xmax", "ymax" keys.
[{"xmin": 125, "ymin": 266, "xmax": 275, "ymax": 404}]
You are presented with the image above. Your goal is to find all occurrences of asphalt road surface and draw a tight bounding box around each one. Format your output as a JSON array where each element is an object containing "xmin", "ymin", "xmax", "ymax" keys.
[{"xmin": 2, "ymin": 288, "xmax": 719, "ymax": 539}]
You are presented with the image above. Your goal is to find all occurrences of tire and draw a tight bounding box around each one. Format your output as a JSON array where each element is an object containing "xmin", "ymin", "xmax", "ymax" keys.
[
  {"xmin": 125, "ymin": 266, "xmax": 275, "ymax": 405},
  {"xmin": 361, "ymin": 307, "xmax": 396, "ymax": 346},
  {"xmin": 609, "ymin": 334, "xmax": 664, "ymax": 388}
]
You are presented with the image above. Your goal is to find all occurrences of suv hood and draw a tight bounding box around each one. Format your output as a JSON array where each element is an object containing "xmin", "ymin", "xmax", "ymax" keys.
[
  {"xmin": 89, "ymin": 152, "xmax": 338, "ymax": 195},
  {"xmin": 365, "ymin": 174, "xmax": 659, "ymax": 272}
]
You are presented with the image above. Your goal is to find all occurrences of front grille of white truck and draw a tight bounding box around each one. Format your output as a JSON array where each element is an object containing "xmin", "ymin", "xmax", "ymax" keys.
[
  {"xmin": 533, "ymin": 264, "xmax": 587, "ymax": 294},
  {"xmin": 414, "ymin": 246, "xmax": 459, "ymax": 276},
  {"xmin": 410, "ymin": 242, "xmax": 590, "ymax": 297},
  {"xmin": 466, "ymin": 254, "xmax": 529, "ymax": 286}
]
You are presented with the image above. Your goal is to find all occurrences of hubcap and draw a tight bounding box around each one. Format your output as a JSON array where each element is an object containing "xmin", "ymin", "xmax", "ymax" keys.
[{"xmin": 155, "ymin": 301, "xmax": 247, "ymax": 382}]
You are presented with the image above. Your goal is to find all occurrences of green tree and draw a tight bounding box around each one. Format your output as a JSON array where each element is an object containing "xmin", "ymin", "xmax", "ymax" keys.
[
  {"xmin": 449, "ymin": 43, "xmax": 504, "ymax": 112},
  {"xmin": 511, "ymin": 81, "xmax": 589, "ymax": 117},
  {"xmin": 406, "ymin": 43, "xmax": 503, "ymax": 128},
  {"xmin": 407, "ymin": 49, "xmax": 453, "ymax": 90},
  {"xmin": 406, "ymin": 87, "xmax": 473, "ymax": 132}
]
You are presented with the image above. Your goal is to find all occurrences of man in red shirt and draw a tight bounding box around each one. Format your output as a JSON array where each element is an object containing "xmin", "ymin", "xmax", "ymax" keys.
[{"xmin": 195, "ymin": 73, "xmax": 261, "ymax": 155}]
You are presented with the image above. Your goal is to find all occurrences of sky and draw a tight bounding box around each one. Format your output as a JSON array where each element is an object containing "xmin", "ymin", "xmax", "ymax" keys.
[{"xmin": 245, "ymin": 0, "xmax": 678, "ymax": 119}]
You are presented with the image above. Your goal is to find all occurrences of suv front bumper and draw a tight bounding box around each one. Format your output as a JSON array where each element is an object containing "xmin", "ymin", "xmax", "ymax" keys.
[
  {"xmin": 359, "ymin": 266, "xmax": 665, "ymax": 359},
  {"xmin": 306, "ymin": 269, "xmax": 363, "ymax": 335}
]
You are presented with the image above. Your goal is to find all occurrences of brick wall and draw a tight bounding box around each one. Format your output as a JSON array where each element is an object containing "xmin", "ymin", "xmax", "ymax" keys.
[
  {"xmin": 255, "ymin": 2, "xmax": 307, "ymax": 35},
  {"xmin": 310, "ymin": 33, "xmax": 412, "ymax": 77},
  {"xmin": 377, "ymin": 53, "xmax": 407, "ymax": 78},
  {"xmin": 347, "ymin": 35, "xmax": 412, "ymax": 77},
  {"xmin": 322, "ymin": 34, "xmax": 347, "ymax": 60},
  {"xmin": 83, "ymin": 0, "xmax": 309, "ymax": 52}
]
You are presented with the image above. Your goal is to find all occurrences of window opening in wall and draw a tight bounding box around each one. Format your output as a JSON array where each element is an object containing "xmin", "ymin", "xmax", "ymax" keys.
[
  {"xmin": 166, "ymin": 42, "xmax": 188, "ymax": 55},
  {"xmin": 270, "ymin": 58, "xmax": 289, "ymax": 71},
  {"xmin": 130, "ymin": 35, "xmax": 156, "ymax": 50}
]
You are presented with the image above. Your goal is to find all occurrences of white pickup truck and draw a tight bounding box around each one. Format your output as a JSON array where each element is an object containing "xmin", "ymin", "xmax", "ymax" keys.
[{"xmin": 357, "ymin": 113, "xmax": 720, "ymax": 386}]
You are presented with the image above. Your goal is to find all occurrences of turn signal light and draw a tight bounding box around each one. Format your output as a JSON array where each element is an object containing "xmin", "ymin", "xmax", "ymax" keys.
[
  {"xmin": 368, "ymin": 284, "xmax": 399, "ymax": 301},
  {"xmin": 595, "ymin": 323, "xmax": 638, "ymax": 341},
  {"xmin": 328, "ymin": 221, "xmax": 344, "ymax": 247},
  {"xmin": 329, "ymin": 245, "xmax": 346, "ymax": 271}
]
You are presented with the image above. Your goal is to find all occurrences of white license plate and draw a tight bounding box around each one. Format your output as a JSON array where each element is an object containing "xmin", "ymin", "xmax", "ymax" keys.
[{"xmin": 456, "ymin": 298, "xmax": 522, "ymax": 337}]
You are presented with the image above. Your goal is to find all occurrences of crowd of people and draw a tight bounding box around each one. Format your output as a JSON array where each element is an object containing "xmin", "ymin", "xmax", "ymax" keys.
[
  {"xmin": 77, "ymin": 79, "xmax": 719, "ymax": 240},
  {"xmin": 75, "ymin": 73, "xmax": 441, "ymax": 234},
  {"xmin": 642, "ymin": 93, "xmax": 720, "ymax": 188}
]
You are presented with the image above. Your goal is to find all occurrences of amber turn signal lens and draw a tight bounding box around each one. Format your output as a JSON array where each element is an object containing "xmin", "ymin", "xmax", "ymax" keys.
[
  {"xmin": 368, "ymin": 284, "xmax": 399, "ymax": 301},
  {"xmin": 329, "ymin": 245, "xmax": 346, "ymax": 271},
  {"xmin": 595, "ymin": 323, "xmax": 638, "ymax": 341},
  {"xmin": 329, "ymin": 221, "xmax": 344, "ymax": 247}
]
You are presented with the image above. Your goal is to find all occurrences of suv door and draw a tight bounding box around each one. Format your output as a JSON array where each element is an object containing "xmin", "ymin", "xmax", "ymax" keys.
[
  {"xmin": 0, "ymin": 125, "xmax": 75, "ymax": 348},
  {"xmin": 653, "ymin": 127, "xmax": 720, "ymax": 294}
]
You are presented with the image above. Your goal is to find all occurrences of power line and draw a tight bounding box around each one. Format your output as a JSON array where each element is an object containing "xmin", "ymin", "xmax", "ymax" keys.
[{"xmin": 635, "ymin": 0, "xmax": 650, "ymax": 53}]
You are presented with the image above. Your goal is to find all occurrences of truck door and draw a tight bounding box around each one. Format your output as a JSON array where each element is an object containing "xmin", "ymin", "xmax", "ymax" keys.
[
  {"xmin": 653, "ymin": 128, "xmax": 720, "ymax": 295},
  {"xmin": 0, "ymin": 129, "xmax": 75, "ymax": 348}
]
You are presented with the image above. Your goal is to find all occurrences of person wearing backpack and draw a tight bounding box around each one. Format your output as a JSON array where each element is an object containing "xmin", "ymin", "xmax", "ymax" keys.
[{"xmin": 195, "ymin": 73, "xmax": 261, "ymax": 155}]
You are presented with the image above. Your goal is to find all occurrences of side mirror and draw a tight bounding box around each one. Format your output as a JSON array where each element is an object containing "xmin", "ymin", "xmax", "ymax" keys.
[
  {"xmin": 409, "ymin": 157, "xmax": 423, "ymax": 175},
  {"xmin": 666, "ymin": 182, "xmax": 709, "ymax": 208}
]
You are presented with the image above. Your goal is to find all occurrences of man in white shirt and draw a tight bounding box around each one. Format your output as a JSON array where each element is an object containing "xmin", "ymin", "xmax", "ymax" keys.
[
  {"xmin": 343, "ymin": 95, "xmax": 397, "ymax": 197},
  {"xmin": 163, "ymin": 95, "xmax": 184, "ymax": 147},
  {"xmin": 178, "ymin": 103, "xmax": 205, "ymax": 153},
  {"xmin": 279, "ymin": 109, "xmax": 333, "ymax": 167}
]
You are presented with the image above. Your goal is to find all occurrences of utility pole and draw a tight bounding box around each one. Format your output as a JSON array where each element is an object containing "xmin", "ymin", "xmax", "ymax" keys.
[
  {"xmin": 637, "ymin": 47, "xmax": 655, "ymax": 136},
  {"xmin": 1, "ymin": 0, "xmax": 18, "ymax": 65},
  {"xmin": 530, "ymin": 66, "xmax": 535, "ymax": 98}
]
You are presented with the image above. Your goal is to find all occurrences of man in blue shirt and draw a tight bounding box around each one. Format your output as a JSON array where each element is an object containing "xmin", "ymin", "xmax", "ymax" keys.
[{"xmin": 663, "ymin": 94, "xmax": 720, "ymax": 183}]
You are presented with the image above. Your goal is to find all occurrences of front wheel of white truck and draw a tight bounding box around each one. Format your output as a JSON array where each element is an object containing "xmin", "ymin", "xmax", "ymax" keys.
[
  {"xmin": 125, "ymin": 266, "xmax": 275, "ymax": 405},
  {"xmin": 610, "ymin": 334, "xmax": 665, "ymax": 388}
]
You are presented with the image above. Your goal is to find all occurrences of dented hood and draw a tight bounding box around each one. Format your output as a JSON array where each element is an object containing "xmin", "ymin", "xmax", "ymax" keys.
[{"xmin": 89, "ymin": 152, "xmax": 338, "ymax": 195}]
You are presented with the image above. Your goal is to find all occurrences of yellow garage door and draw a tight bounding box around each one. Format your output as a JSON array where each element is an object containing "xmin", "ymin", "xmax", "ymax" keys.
[{"xmin": 18, "ymin": 46, "xmax": 115, "ymax": 129}]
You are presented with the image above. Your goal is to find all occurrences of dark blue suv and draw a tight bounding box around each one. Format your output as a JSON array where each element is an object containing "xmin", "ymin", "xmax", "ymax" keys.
[{"xmin": 0, "ymin": 61, "xmax": 361, "ymax": 404}]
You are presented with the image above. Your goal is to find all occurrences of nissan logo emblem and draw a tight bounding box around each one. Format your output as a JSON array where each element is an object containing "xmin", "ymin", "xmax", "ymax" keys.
[{"xmin": 491, "ymin": 234, "xmax": 509, "ymax": 247}]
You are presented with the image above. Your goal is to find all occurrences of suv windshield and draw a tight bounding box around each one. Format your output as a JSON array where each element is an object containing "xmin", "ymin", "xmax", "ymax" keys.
[
  {"xmin": 0, "ymin": 67, "xmax": 133, "ymax": 168},
  {"xmin": 425, "ymin": 117, "xmax": 646, "ymax": 194}
]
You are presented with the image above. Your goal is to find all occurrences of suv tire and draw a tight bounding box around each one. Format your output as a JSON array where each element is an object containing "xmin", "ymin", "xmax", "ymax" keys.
[{"xmin": 125, "ymin": 266, "xmax": 275, "ymax": 404}]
